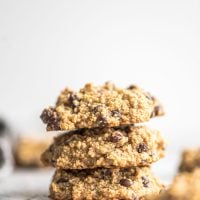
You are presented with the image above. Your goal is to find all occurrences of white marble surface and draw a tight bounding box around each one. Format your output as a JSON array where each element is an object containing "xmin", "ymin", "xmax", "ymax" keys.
[{"xmin": 0, "ymin": 169, "xmax": 54, "ymax": 200}]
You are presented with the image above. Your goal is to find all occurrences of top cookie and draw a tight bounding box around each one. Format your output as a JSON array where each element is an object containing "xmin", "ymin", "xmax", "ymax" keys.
[{"xmin": 40, "ymin": 82, "xmax": 164, "ymax": 131}]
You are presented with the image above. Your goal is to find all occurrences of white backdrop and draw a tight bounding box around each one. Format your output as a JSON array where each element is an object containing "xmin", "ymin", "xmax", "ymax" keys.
[{"xmin": 0, "ymin": 0, "xmax": 200, "ymax": 155}]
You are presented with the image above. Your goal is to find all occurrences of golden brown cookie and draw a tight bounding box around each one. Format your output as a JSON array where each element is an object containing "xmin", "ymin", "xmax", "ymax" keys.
[
  {"xmin": 50, "ymin": 167, "xmax": 164, "ymax": 200},
  {"xmin": 179, "ymin": 148, "xmax": 200, "ymax": 172},
  {"xmin": 40, "ymin": 82, "xmax": 164, "ymax": 131},
  {"xmin": 15, "ymin": 137, "xmax": 52, "ymax": 167},
  {"xmin": 157, "ymin": 169, "xmax": 200, "ymax": 200},
  {"xmin": 41, "ymin": 125, "xmax": 165, "ymax": 169}
]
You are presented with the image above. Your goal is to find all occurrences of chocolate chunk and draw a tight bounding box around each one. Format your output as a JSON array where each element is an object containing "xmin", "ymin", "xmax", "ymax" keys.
[
  {"xmin": 111, "ymin": 110, "xmax": 121, "ymax": 119},
  {"xmin": 40, "ymin": 107, "xmax": 58, "ymax": 124},
  {"xmin": 120, "ymin": 178, "xmax": 133, "ymax": 187},
  {"xmin": 109, "ymin": 131, "xmax": 123, "ymax": 143},
  {"xmin": 136, "ymin": 143, "xmax": 148, "ymax": 153},
  {"xmin": 141, "ymin": 176, "xmax": 149, "ymax": 187}
]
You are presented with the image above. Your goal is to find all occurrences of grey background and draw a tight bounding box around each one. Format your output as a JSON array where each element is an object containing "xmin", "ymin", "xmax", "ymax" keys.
[{"xmin": 0, "ymin": 0, "xmax": 200, "ymax": 152}]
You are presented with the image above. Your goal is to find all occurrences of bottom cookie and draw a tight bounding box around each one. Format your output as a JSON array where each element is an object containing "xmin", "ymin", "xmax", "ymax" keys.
[{"xmin": 50, "ymin": 167, "xmax": 163, "ymax": 200}]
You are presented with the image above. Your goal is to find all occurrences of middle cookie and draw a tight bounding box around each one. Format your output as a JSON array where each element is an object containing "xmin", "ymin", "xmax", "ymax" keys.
[{"xmin": 41, "ymin": 125, "xmax": 166, "ymax": 169}]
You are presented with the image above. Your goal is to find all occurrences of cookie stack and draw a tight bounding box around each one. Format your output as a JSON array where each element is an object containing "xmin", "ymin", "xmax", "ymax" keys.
[{"xmin": 40, "ymin": 82, "xmax": 166, "ymax": 200}]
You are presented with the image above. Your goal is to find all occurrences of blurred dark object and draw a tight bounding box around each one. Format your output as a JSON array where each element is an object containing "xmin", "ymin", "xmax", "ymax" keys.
[
  {"xmin": 14, "ymin": 137, "xmax": 52, "ymax": 168},
  {"xmin": 0, "ymin": 118, "xmax": 9, "ymax": 136},
  {"xmin": 0, "ymin": 147, "xmax": 4, "ymax": 167},
  {"xmin": 0, "ymin": 120, "xmax": 6, "ymax": 134},
  {"xmin": 0, "ymin": 118, "xmax": 14, "ymax": 178}
]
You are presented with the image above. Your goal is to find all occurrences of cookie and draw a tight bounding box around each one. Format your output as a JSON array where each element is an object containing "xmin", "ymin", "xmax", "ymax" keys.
[
  {"xmin": 40, "ymin": 82, "xmax": 164, "ymax": 131},
  {"xmin": 15, "ymin": 137, "xmax": 52, "ymax": 167},
  {"xmin": 41, "ymin": 125, "xmax": 165, "ymax": 169},
  {"xmin": 158, "ymin": 169, "xmax": 200, "ymax": 200},
  {"xmin": 179, "ymin": 148, "xmax": 200, "ymax": 172},
  {"xmin": 50, "ymin": 167, "xmax": 164, "ymax": 200}
]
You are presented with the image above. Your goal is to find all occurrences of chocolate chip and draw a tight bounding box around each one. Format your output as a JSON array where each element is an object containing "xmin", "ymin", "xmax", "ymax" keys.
[
  {"xmin": 136, "ymin": 143, "xmax": 148, "ymax": 153},
  {"xmin": 141, "ymin": 176, "xmax": 149, "ymax": 187},
  {"xmin": 98, "ymin": 116, "xmax": 108, "ymax": 127},
  {"xmin": 120, "ymin": 179, "xmax": 133, "ymax": 187},
  {"xmin": 105, "ymin": 169, "xmax": 112, "ymax": 176},
  {"xmin": 127, "ymin": 84, "xmax": 137, "ymax": 90},
  {"xmin": 124, "ymin": 125, "xmax": 132, "ymax": 133},
  {"xmin": 111, "ymin": 110, "xmax": 121, "ymax": 119},
  {"xmin": 109, "ymin": 131, "xmax": 123, "ymax": 143},
  {"xmin": 57, "ymin": 178, "xmax": 68, "ymax": 184},
  {"xmin": 40, "ymin": 107, "xmax": 58, "ymax": 124},
  {"xmin": 154, "ymin": 106, "xmax": 162, "ymax": 116},
  {"xmin": 150, "ymin": 106, "xmax": 161, "ymax": 118},
  {"xmin": 68, "ymin": 93, "xmax": 79, "ymax": 109}
]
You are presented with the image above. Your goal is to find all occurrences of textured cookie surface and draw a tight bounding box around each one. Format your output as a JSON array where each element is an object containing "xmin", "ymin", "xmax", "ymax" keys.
[
  {"xmin": 158, "ymin": 169, "xmax": 200, "ymax": 200},
  {"xmin": 50, "ymin": 167, "xmax": 163, "ymax": 200},
  {"xmin": 179, "ymin": 148, "xmax": 200, "ymax": 172},
  {"xmin": 40, "ymin": 82, "xmax": 164, "ymax": 131},
  {"xmin": 15, "ymin": 137, "xmax": 51, "ymax": 167},
  {"xmin": 41, "ymin": 126, "xmax": 165, "ymax": 169}
]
